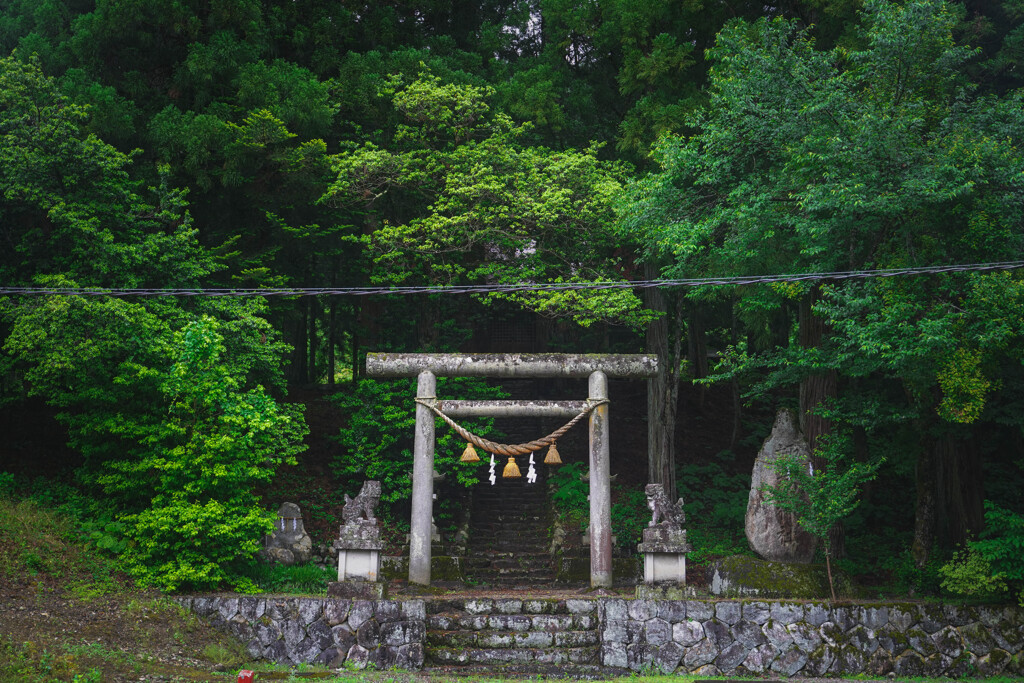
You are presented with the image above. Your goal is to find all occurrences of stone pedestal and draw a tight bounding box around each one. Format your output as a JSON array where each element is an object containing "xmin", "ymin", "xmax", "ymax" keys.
[
  {"xmin": 330, "ymin": 519, "xmax": 385, "ymax": 598},
  {"xmin": 327, "ymin": 579, "xmax": 386, "ymax": 599},
  {"xmin": 337, "ymin": 547, "xmax": 381, "ymax": 582},
  {"xmin": 637, "ymin": 525, "xmax": 691, "ymax": 586}
]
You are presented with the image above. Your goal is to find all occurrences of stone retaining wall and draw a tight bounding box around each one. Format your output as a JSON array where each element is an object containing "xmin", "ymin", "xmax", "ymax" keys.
[
  {"xmin": 183, "ymin": 595, "xmax": 1022, "ymax": 678},
  {"xmin": 176, "ymin": 596, "xmax": 424, "ymax": 669},
  {"xmin": 600, "ymin": 600, "xmax": 1024, "ymax": 678}
]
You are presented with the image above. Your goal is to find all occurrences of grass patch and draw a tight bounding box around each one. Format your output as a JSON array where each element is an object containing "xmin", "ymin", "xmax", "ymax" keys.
[
  {"xmin": 239, "ymin": 560, "xmax": 335, "ymax": 594},
  {"xmin": 0, "ymin": 495, "xmax": 265, "ymax": 682}
]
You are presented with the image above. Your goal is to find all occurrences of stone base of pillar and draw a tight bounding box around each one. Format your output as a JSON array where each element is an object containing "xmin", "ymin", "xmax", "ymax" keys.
[{"xmin": 327, "ymin": 581, "xmax": 386, "ymax": 599}]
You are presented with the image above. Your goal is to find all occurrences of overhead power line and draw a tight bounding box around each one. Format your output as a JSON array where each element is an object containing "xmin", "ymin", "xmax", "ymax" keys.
[{"xmin": 1, "ymin": 261, "xmax": 1022, "ymax": 297}]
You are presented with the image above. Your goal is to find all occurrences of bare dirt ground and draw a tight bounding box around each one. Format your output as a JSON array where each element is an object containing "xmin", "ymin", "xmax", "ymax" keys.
[{"xmin": 0, "ymin": 563, "xmax": 246, "ymax": 682}]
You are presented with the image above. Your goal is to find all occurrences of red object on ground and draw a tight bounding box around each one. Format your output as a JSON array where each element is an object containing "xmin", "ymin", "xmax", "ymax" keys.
[{"xmin": 237, "ymin": 671, "xmax": 255, "ymax": 683}]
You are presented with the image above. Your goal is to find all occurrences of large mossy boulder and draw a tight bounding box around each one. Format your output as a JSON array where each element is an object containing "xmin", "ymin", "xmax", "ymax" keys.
[
  {"xmin": 706, "ymin": 555, "xmax": 857, "ymax": 599},
  {"xmin": 745, "ymin": 409, "xmax": 818, "ymax": 564}
]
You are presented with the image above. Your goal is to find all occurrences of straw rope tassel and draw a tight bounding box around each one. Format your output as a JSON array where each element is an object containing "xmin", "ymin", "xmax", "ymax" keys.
[
  {"xmin": 460, "ymin": 442, "xmax": 480, "ymax": 462},
  {"xmin": 502, "ymin": 456, "xmax": 521, "ymax": 478},
  {"xmin": 543, "ymin": 442, "xmax": 562, "ymax": 465}
]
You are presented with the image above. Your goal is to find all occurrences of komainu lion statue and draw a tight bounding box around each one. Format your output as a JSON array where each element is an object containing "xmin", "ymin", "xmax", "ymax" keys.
[
  {"xmin": 342, "ymin": 480, "xmax": 381, "ymax": 524},
  {"xmin": 645, "ymin": 483, "xmax": 685, "ymax": 528}
]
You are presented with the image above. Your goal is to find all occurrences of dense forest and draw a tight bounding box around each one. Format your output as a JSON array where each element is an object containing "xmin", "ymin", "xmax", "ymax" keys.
[{"xmin": 0, "ymin": 0, "xmax": 1022, "ymax": 601}]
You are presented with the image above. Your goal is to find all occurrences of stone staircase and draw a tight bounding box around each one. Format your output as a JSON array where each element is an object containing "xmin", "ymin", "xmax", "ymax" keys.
[
  {"xmin": 425, "ymin": 598, "xmax": 608, "ymax": 674},
  {"xmin": 464, "ymin": 474, "xmax": 556, "ymax": 587}
]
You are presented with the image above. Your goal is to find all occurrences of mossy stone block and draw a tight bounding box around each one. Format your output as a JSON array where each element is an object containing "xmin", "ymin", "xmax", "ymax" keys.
[{"xmin": 707, "ymin": 555, "xmax": 857, "ymax": 599}]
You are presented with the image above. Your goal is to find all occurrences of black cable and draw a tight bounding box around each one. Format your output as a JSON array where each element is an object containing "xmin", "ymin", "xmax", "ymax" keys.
[{"xmin": 1, "ymin": 261, "xmax": 1021, "ymax": 297}]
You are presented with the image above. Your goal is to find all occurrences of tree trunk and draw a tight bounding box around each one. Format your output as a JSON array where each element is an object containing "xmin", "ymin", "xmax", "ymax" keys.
[
  {"xmin": 799, "ymin": 287, "xmax": 843, "ymax": 557},
  {"xmin": 327, "ymin": 297, "xmax": 337, "ymax": 387},
  {"xmin": 293, "ymin": 299, "xmax": 308, "ymax": 384},
  {"xmin": 687, "ymin": 303, "xmax": 709, "ymax": 411},
  {"xmin": 645, "ymin": 264, "xmax": 684, "ymax": 495},
  {"xmin": 730, "ymin": 296, "xmax": 742, "ymax": 451},
  {"xmin": 308, "ymin": 297, "xmax": 320, "ymax": 384},
  {"xmin": 936, "ymin": 429, "xmax": 985, "ymax": 549},
  {"xmin": 914, "ymin": 424, "xmax": 985, "ymax": 568},
  {"xmin": 912, "ymin": 438, "xmax": 937, "ymax": 569}
]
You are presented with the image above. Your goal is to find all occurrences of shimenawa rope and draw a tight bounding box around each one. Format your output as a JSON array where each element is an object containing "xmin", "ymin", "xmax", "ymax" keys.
[{"xmin": 413, "ymin": 398, "xmax": 608, "ymax": 457}]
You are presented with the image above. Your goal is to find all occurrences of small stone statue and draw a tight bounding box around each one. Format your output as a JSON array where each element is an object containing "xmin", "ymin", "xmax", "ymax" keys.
[
  {"xmin": 332, "ymin": 480, "xmax": 386, "ymax": 597},
  {"xmin": 261, "ymin": 502, "xmax": 313, "ymax": 565},
  {"xmin": 342, "ymin": 480, "xmax": 381, "ymax": 525},
  {"xmin": 638, "ymin": 484, "xmax": 691, "ymax": 592},
  {"xmin": 645, "ymin": 483, "xmax": 685, "ymax": 528}
]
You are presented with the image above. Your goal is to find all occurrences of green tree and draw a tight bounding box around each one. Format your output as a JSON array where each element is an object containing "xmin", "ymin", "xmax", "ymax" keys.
[
  {"xmin": 763, "ymin": 433, "xmax": 883, "ymax": 601},
  {"xmin": 0, "ymin": 55, "xmax": 307, "ymax": 589},
  {"xmin": 109, "ymin": 317, "xmax": 307, "ymax": 591},
  {"xmin": 323, "ymin": 70, "xmax": 653, "ymax": 330},
  {"xmin": 619, "ymin": 0, "xmax": 1024, "ymax": 565}
]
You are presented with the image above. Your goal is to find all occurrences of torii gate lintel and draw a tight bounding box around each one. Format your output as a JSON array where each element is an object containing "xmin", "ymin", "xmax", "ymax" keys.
[{"xmin": 365, "ymin": 353, "xmax": 658, "ymax": 589}]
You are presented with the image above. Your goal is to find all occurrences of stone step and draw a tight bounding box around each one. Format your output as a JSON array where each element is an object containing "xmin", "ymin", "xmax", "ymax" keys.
[
  {"xmin": 470, "ymin": 530, "xmax": 549, "ymax": 539},
  {"xmin": 426, "ymin": 612, "xmax": 595, "ymax": 632},
  {"xmin": 424, "ymin": 598, "xmax": 596, "ymax": 615},
  {"xmin": 424, "ymin": 663, "xmax": 621, "ymax": 679},
  {"xmin": 464, "ymin": 560, "xmax": 551, "ymax": 572},
  {"xmin": 426, "ymin": 646, "xmax": 599, "ymax": 666},
  {"xmin": 467, "ymin": 567, "xmax": 555, "ymax": 576},
  {"xmin": 428, "ymin": 629, "xmax": 599, "ymax": 649},
  {"xmin": 473, "ymin": 493, "xmax": 548, "ymax": 498},
  {"xmin": 477, "ymin": 561, "xmax": 552, "ymax": 573},
  {"xmin": 473, "ymin": 490, "xmax": 546, "ymax": 498},
  {"xmin": 471, "ymin": 516, "xmax": 546, "ymax": 525},
  {"xmin": 464, "ymin": 549, "xmax": 550, "ymax": 560},
  {"xmin": 470, "ymin": 505, "xmax": 547, "ymax": 515},
  {"xmin": 467, "ymin": 542, "xmax": 549, "ymax": 552},
  {"xmin": 483, "ymin": 530, "xmax": 548, "ymax": 542},
  {"xmin": 468, "ymin": 547, "xmax": 549, "ymax": 556}
]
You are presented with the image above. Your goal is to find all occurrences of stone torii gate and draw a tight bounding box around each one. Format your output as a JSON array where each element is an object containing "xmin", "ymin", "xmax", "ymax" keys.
[{"xmin": 366, "ymin": 352, "xmax": 658, "ymax": 588}]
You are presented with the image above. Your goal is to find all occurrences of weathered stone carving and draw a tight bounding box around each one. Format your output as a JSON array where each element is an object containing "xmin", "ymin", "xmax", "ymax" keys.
[
  {"xmin": 645, "ymin": 483, "xmax": 685, "ymax": 528},
  {"xmin": 343, "ymin": 480, "xmax": 381, "ymax": 524},
  {"xmin": 638, "ymin": 484, "xmax": 690, "ymax": 592},
  {"xmin": 333, "ymin": 481, "xmax": 386, "ymax": 597},
  {"xmin": 745, "ymin": 409, "xmax": 817, "ymax": 564},
  {"xmin": 260, "ymin": 502, "xmax": 312, "ymax": 565}
]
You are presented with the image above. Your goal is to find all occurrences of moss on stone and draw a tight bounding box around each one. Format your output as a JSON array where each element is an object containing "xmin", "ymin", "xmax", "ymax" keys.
[
  {"xmin": 381, "ymin": 556, "xmax": 407, "ymax": 581},
  {"xmin": 430, "ymin": 556, "xmax": 465, "ymax": 582},
  {"xmin": 555, "ymin": 557, "xmax": 640, "ymax": 584},
  {"xmin": 380, "ymin": 555, "xmax": 464, "ymax": 583},
  {"xmin": 708, "ymin": 555, "xmax": 857, "ymax": 599}
]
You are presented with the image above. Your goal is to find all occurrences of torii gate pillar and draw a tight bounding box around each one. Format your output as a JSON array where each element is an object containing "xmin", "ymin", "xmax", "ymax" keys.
[
  {"xmin": 366, "ymin": 353, "xmax": 658, "ymax": 589},
  {"xmin": 587, "ymin": 370, "xmax": 613, "ymax": 587}
]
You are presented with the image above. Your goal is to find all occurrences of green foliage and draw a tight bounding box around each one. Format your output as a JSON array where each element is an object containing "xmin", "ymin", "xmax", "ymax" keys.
[
  {"xmin": 762, "ymin": 432, "xmax": 883, "ymax": 599},
  {"xmin": 323, "ymin": 71, "xmax": 653, "ymax": 330},
  {"xmin": 238, "ymin": 561, "xmax": 333, "ymax": 594},
  {"xmin": 883, "ymin": 547, "xmax": 945, "ymax": 596},
  {"xmin": 764, "ymin": 433, "xmax": 883, "ymax": 552},
  {"xmin": 940, "ymin": 548, "xmax": 1009, "ymax": 599},
  {"xmin": 549, "ymin": 462, "xmax": 589, "ymax": 533},
  {"xmin": 676, "ymin": 456, "xmax": 752, "ymax": 562},
  {"xmin": 102, "ymin": 317, "xmax": 307, "ymax": 592},
  {"xmin": 331, "ymin": 377, "xmax": 506, "ymax": 512},
  {"xmin": 611, "ymin": 487, "xmax": 649, "ymax": 554},
  {"xmin": 0, "ymin": 471, "xmax": 14, "ymax": 499},
  {"xmin": 0, "ymin": 496, "xmax": 116, "ymax": 591},
  {"xmin": 619, "ymin": 0, "xmax": 1024, "ymax": 573},
  {"xmin": 942, "ymin": 501, "xmax": 1024, "ymax": 604}
]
